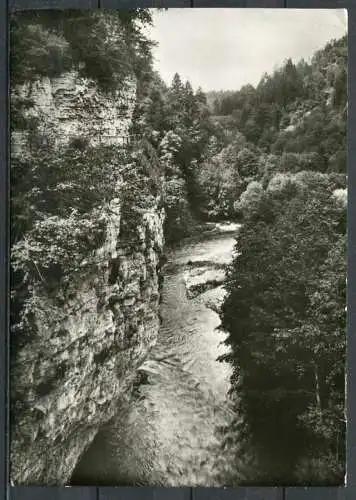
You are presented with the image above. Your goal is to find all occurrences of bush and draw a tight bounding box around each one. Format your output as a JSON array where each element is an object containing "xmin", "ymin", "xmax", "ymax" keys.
[{"xmin": 11, "ymin": 22, "xmax": 73, "ymax": 84}]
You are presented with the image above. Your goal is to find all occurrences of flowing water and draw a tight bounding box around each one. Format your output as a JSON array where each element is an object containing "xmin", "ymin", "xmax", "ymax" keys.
[{"xmin": 71, "ymin": 222, "xmax": 240, "ymax": 486}]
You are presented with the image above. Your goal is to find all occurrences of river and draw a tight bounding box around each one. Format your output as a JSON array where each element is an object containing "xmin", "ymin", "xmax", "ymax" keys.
[{"xmin": 71, "ymin": 222, "xmax": 240, "ymax": 487}]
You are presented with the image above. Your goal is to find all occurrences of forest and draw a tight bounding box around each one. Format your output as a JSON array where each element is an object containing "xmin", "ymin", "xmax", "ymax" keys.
[{"xmin": 10, "ymin": 9, "xmax": 347, "ymax": 486}]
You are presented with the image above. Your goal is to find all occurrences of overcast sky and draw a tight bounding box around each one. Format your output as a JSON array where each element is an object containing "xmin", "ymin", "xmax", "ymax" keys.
[{"xmin": 146, "ymin": 9, "xmax": 347, "ymax": 92}]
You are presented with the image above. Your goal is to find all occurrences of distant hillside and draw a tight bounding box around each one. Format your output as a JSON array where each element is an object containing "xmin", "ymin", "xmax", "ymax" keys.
[{"xmin": 196, "ymin": 35, "xmax": 347, "ymax": 219}]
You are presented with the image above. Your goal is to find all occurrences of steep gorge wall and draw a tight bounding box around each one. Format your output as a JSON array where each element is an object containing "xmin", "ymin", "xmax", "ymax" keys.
[{"xmin": 10, "ymin": 69, "xmax": 166, "ymax": 484}]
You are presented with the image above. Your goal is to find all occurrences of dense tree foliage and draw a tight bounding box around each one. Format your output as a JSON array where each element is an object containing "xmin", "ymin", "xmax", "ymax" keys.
[
  {"xmin": 201, "ymin": 36, "xmax": 347, "ymax": 218},
  {"xmin": 219, "ymin": 36, "xmax": 347, "ymax": 485},
  {"xmin": 11, "ymin": 10, "xmax": 155, "ymax": 90},
  {"xmin": 131, "ymin": 70, "xmax": 226, "ymax": 242}
]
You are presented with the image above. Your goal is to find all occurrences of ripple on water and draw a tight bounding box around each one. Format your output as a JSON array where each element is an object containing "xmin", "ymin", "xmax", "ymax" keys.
[{"xmin": 71, "ymin": 227, "xmax": 237, "ymax": 486}]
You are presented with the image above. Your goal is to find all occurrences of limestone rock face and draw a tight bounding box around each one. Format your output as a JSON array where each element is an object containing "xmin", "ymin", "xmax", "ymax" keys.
[
  {"xmin": 10, "ymin": 71, "xmax": 165, "ymax": 484},
  {"xmin": 11, "ymin": 70, "xmax": 136, "ymax": 153}
]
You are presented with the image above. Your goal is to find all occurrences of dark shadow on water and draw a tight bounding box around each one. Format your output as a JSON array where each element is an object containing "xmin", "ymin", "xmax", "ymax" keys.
[{"xmin": 69, "ymin": 429, "xmax": 139, "ymax": 486}]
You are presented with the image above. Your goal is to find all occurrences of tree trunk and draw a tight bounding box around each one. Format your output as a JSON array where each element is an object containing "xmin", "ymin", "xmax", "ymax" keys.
[{"xmin": 313, "ymin": 362, "xmax": 323, "ymax": 423}]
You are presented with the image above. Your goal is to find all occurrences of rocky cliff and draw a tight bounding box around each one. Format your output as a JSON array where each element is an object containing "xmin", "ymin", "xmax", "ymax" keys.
[{"xmin": 10, "ymin": 66, "xmax": 165, "ymax": 484}]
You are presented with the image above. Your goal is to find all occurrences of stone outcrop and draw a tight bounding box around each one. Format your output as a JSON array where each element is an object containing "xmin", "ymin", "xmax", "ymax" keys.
[
  {"xmin": 11, "ymin": 70, "xmax": 136, "ymax": 153},
  {"xmin": 183, "ymin": 266, "xmax": 226, "ymax": 299},
  {"xmin": 10, "ymin": 70, "xmax": 165, "ymax": 484}
]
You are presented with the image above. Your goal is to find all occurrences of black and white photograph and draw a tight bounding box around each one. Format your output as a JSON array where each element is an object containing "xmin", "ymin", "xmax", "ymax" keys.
[{"xmin": 10, "ymin": 8, "xmax": 347, "ymax": 487}]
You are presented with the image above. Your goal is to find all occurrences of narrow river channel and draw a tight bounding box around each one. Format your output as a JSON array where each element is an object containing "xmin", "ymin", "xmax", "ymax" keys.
[{"xmin": 71, "ymin": 222, "xmax": 240, "ymax": 486}]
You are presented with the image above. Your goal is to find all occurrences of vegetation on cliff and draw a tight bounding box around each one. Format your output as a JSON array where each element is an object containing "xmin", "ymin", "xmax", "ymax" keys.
[
  {"xmin": 11, "ymin": 10, "xmax": 154, "ymax": 90},
  {"xmin": 10, "ymin": 11, "xmax": 168, "ymax": 484},
  {"xmin": 10, "ymin": 11, "xmax": 155, "ymax": 355}
]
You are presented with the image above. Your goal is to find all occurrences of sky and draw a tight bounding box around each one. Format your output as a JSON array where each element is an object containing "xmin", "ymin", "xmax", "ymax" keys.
[{"xmin": 146, "ymin": 9, "xmax": 347, "ymax": 92}]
